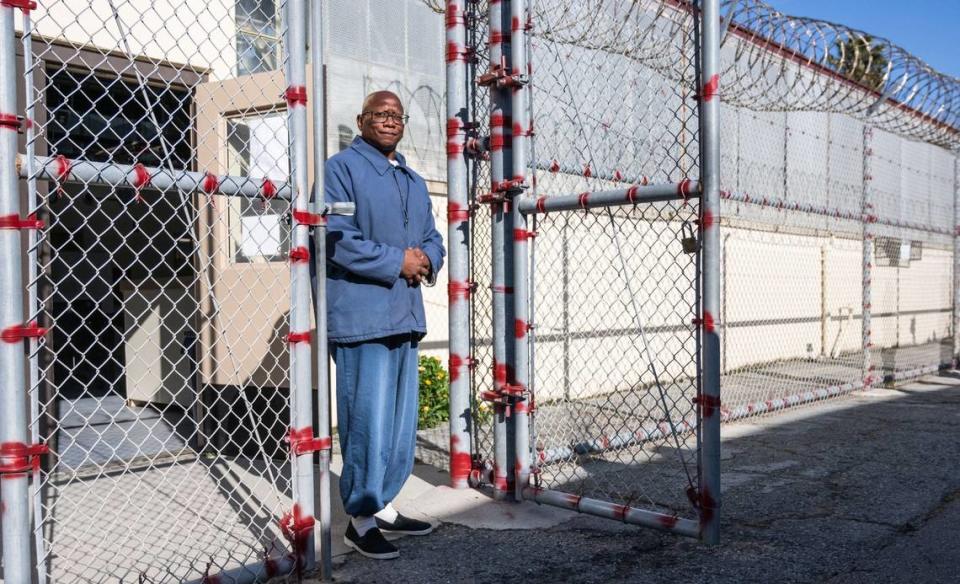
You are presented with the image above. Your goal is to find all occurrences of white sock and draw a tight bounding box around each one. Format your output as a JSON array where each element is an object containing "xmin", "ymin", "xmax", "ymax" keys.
[
  {"xmin": 352, "ymin": 515, "xmax": 377, "ymax": 537},
  {"xmin": 374, "ymin": 503, "xmax": 399, "ymax": 523}
]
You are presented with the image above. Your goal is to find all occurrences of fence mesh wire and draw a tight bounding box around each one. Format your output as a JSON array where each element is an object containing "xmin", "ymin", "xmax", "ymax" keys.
[
  {"xmin": 460, "ymin": 0, "xmax": 958, "ymax": 517},
  {"xmin": 516, "ymin": 0, "xmax": 703, "ymax": 516},
  {"xmin": 22, "ymin": 1, "xmax": 303, "ymax": 581}
]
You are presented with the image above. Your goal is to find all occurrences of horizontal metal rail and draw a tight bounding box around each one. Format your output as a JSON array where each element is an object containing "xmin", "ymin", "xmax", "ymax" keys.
[
  {"xmin": 17, "ymin": 154, "xmax": 354, "ymax": 215},
  {"xmin": 522, "ymin": 486, "xmax": 700, "ymax": 538},
  {"xmin": 721, "ymin": 189, "xmax": 954, "ymax": 236},
  {"xmin": 518, "ymin": 180, "xmax": 700, "ymax": 214}
]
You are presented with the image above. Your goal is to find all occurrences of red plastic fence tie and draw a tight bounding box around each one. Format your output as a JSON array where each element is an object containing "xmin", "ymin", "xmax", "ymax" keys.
[
  {"xmin": 448, "ymin": 354, "xmax": 476, "ymax": 383},
  {"xmin": 284, "ymin": 86, "xmax": 308, "ymax": 107},
  {"xmin": 51, "ymin": 155, "xmax": 72, "ymax": 198},
  {"xmin": 292, "ymin": 209, "xmax": 326, "ymax": 226},
  {"xmin": 286, "ymin": 331, "xmax": 311, "ymax": 344},
  {"xmin": 625, "ymin": 185, "xmax": 639, "ymax": 204},
  {"xmin": 697, "ymin": 209, "xmax": 716, "ymax": 231},
  {"xmin": 513, "ymin": 228, "xmax": 536, "ymax": 242},
  {"xmin": 287, "ymin": 426, "xmax": 332, "ymax": 456},
  {"xmin": 0, "ymin": 0, "xmax": 37, "ymax": 12},
  {"xmin": 0, "ymin": 213, "xmax": 44, "ymax": 231},
  {"xmin": 445, "ymin": 3, "xmax": 462, "ymax": 29},
  {"xmin": 693, "ymin": 394, "xmax": 722, "ymax": 418},
  {"xmin": 692, "ymin": 311, "xmax": 716, "ymax": 333},
  {"xmin": 131, "ymin": 163, "xmax": 150, "ymax": 203},
  {"xmin": 501, "ymin": 383, "xmax": 526, "ymax": 397},
  {"xmin": 447, "ymin": 202, "xmax": 472, "ymax": 222},
  {"xmin": 578, "ymin": 192, "xmax": 590, "ymax": 209},
  {"xmin": 201, "ymin": 171, "xmax": 220, "ymax": 194},
  {"xmin": 582, "ymin": 163, "xmax": 592, "ymax": 178},
  {"xmin": 548, "ymin": 159, "xmax": 560, "ymax": 173},
  {"xmin": 289, "ymin": 246, "xmax": 310, "ymax": 264},
  {"xmin": 0, "ymin": 113, "xmax": 21, "ymax": 133},
  {"xmin": 535, "ymin": 196, "xmax": 548, "ymax": 213},
  {"xmin": 448, "ymin": 280, "xmax": 476, "ymax": 302},
  {"xmin": 677, "ymin": 179, "xmax": 693, "ymax": 205},
  {"xmin": 701, "ymin": 74, "xmax": 719, "ymax": 101},
  {"xmin": 0, "ymin": 442, "xmax": 48, "ymax": 476},
  {"xmin": 613, "ymin": 169, "xmax": 624, "ymax": 182},
  {"xmin": 280, "ymin": 504, "xmax": 316, "ymax": 576},
  {"xmin": 1, "ymin": 321, "xmax": 47, "ymax": 344},
  {"xmin": 449, "ymin": 435, "xmax": 472, "ymax": 484},
  {"xmin": 260, "ymin": 178, "xmax": 277, "ymax": 210},
  {"xmin": 514, "ymin": 318, "xmax": 532, "ymax": 339}
]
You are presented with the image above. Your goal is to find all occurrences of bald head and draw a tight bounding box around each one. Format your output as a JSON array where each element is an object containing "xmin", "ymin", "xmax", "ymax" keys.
[
  {"xmin": 357, "ymin": 91, "xmax": 406, "ymax": 157},
  {"xmin": 362, "ymin": 91, "xmax": 402, "ymax": 113}
]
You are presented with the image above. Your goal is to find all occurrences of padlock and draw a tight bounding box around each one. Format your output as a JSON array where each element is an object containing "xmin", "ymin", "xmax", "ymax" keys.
[{"xmin": 681, "ymin": 221, "xmax": 699, "ymax": 254}]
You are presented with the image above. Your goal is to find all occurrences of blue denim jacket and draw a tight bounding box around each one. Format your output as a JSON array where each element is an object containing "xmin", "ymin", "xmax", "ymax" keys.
[{"xmin": 325, "ymin": 137, "xmax": 445, "ymax": 343}]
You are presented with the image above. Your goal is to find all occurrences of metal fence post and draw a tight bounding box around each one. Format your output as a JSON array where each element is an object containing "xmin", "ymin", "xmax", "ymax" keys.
[
  {"xmin": 486, "ymin": 0, "xmax": 514, "ymax": 499},
  {"xmin": 0, "ymin": 2, "xmax": 36, "ymax": 582},
  {"xmin": 446, "ymin": 0, "xmax": 473, "ymax": 489},
  {"xmin": 698, "ymin": 0, "xmax": 722, "ymax": 546},
  {"xmin": 309, "ymin": 0, "xmax": 333, "ymax": 578},
  {"xmin": 954, "ymin": 155, "xmax": 959, "ymax": 366},
  {"xmin": 510, "ymin": 0, "xmax": 532, "ymax": 500},
  {"xmin": 285, "ymin": 0, "xmax": 317, "ymax": 573},
  {"xmin": 862, "ymin": 126, "xmax": 876, "ymax": 388}
]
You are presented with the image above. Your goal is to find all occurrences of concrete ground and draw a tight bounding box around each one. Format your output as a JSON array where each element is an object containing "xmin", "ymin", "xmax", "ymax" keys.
[{"xmin": 313, "ymin": 372, "xmax": 960, "ymax": 583}]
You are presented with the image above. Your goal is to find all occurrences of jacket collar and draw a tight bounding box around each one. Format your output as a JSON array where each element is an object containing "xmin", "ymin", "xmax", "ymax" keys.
[{"xmin": 351, "ymin": 136, "xmax": 407, "ymax": 175}]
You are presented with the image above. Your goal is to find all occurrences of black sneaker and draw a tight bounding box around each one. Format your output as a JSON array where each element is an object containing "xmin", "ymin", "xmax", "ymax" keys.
[
  {"xmin": 375, "ymin": 513, "xmax": 435, "ymax": 536},
  {"xmin": 344, "ymin": 522, "xmax": 400, "ymax": 560}
]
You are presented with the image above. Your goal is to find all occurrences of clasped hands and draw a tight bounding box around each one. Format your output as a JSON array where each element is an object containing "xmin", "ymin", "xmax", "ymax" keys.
[{"xmin": 401, "ymin": 247, "xmax": 431, "ymax": 286}]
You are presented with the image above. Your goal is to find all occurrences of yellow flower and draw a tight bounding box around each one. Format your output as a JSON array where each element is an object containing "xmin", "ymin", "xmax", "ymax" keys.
[
  {"xmin": 419, "ymin": 366, "xmax": 426, "ymax": 372},
  {"xmin": 424, "ymin": 379, "xmax": 431, "ymax": 385}
]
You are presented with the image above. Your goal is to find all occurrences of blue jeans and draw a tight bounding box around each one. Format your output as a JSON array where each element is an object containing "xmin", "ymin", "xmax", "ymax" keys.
[{"xmin": 332, "ymin": 334, "xmax": 419, "ymax": 517}]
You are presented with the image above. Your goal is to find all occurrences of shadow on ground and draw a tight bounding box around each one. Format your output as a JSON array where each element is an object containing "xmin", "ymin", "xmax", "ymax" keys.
[{"xmin": 320, "ymin": 373, "xmax": 960, "ymax": 584}]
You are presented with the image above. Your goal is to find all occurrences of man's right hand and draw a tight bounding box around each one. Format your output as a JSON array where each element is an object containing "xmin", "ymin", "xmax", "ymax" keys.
[{"xmin": 401, "ymin": 248, "xmax": 430, "ymax": 285}]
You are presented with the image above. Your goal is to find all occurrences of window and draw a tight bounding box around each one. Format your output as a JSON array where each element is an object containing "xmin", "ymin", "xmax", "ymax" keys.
[
  {"xmin": 236, "ymin": 0, "xmax": 282, "ymax": 75},
  {"xmin": 225, "ymin": 112, "xmax": 290, "ymax": 263}
]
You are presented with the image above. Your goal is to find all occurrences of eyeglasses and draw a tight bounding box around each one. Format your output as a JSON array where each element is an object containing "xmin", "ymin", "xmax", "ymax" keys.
[{"xmin": 361, "ymin": 111, "xmax": 410, "ymax": 124}]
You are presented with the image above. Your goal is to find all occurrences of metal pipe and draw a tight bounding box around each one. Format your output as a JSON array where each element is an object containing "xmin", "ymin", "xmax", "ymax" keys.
[
  {"xmin": 17, "ymin": 155, "xmax": 352, "ymax": 214},
  {"xmin": 21, "ymin": 8, "xmax": 47, "ymax": 582},
  {"xmin": 446, "ymin": 0, "xmax": 473, "ymax": 490},
  {"xmin": 20, "ymin": 154, "xmax": 296, "ymax": 200},
  {"xmin": 488, "ymin": 0, "xmax": 513, "ymax": 499},
  {"xmin": 862, "ymin": 126, "xmax": 876, "ymax": 388},
  {"xmin": 309, "ymin": 0, "xmax": 333, "ymax": 579},
  {"xmin": 0, "ymin": 3, "xmax": 34, "ymax": 582},
  {"xmin": 285, "ymin": 0, "xmax": 316, "ymax": 572},
  {"xmin": 522, "ymin": 486, "xmax": 699, "ymax": 538},
  {"xmin": 510, "ymin": 0, "xmax": 532, "ymax": 500},
  {"xmin": 954, "ymin": 155, "xmax": 959, "ymax": 365},
  {"xmin": 720, "ymin": 188, "xmax": 951, "ymax": 236},
  {"xmin": 697, "ymin": 0, "xmax": 722, "ymax": 546},
  {"xmin": 518, "ymin": 181, "xmax": 700, "ymax": 214}
]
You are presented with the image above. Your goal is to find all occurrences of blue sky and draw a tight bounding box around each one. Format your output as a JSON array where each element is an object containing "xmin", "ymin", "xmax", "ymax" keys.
[{"xmin": 766, "ymin": 1, "xmax": 960, "ymax": 78}]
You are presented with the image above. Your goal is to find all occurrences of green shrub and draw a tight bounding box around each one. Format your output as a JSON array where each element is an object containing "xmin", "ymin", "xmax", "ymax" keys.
[{"xmin": 418, "ymin": 355, "xmax": 449, "ymax": 429}]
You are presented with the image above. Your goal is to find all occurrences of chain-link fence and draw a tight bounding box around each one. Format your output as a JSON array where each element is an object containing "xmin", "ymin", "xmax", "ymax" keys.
[
  {"xmin": 452, "ymin": 0, "xmax": 958, "ymax": 540},
  {"xmin": 1, "ymin": 0, "xmax": 340, "ymax": 581}
]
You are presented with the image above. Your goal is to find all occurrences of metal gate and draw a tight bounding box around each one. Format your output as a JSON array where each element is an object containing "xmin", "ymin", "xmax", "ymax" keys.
[
  {"xmin": 0, "ymin": 1, "xmax": 340, "ymax": 581},
  {"xmin": 446, "ymin": 0, "xmax": 722, "ymax": 541}
]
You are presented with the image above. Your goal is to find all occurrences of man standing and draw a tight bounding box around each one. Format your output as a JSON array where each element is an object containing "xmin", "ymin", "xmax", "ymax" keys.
[{"xmin": 325, "ymin": 91, "xmax": 445, "ymax": 559}]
